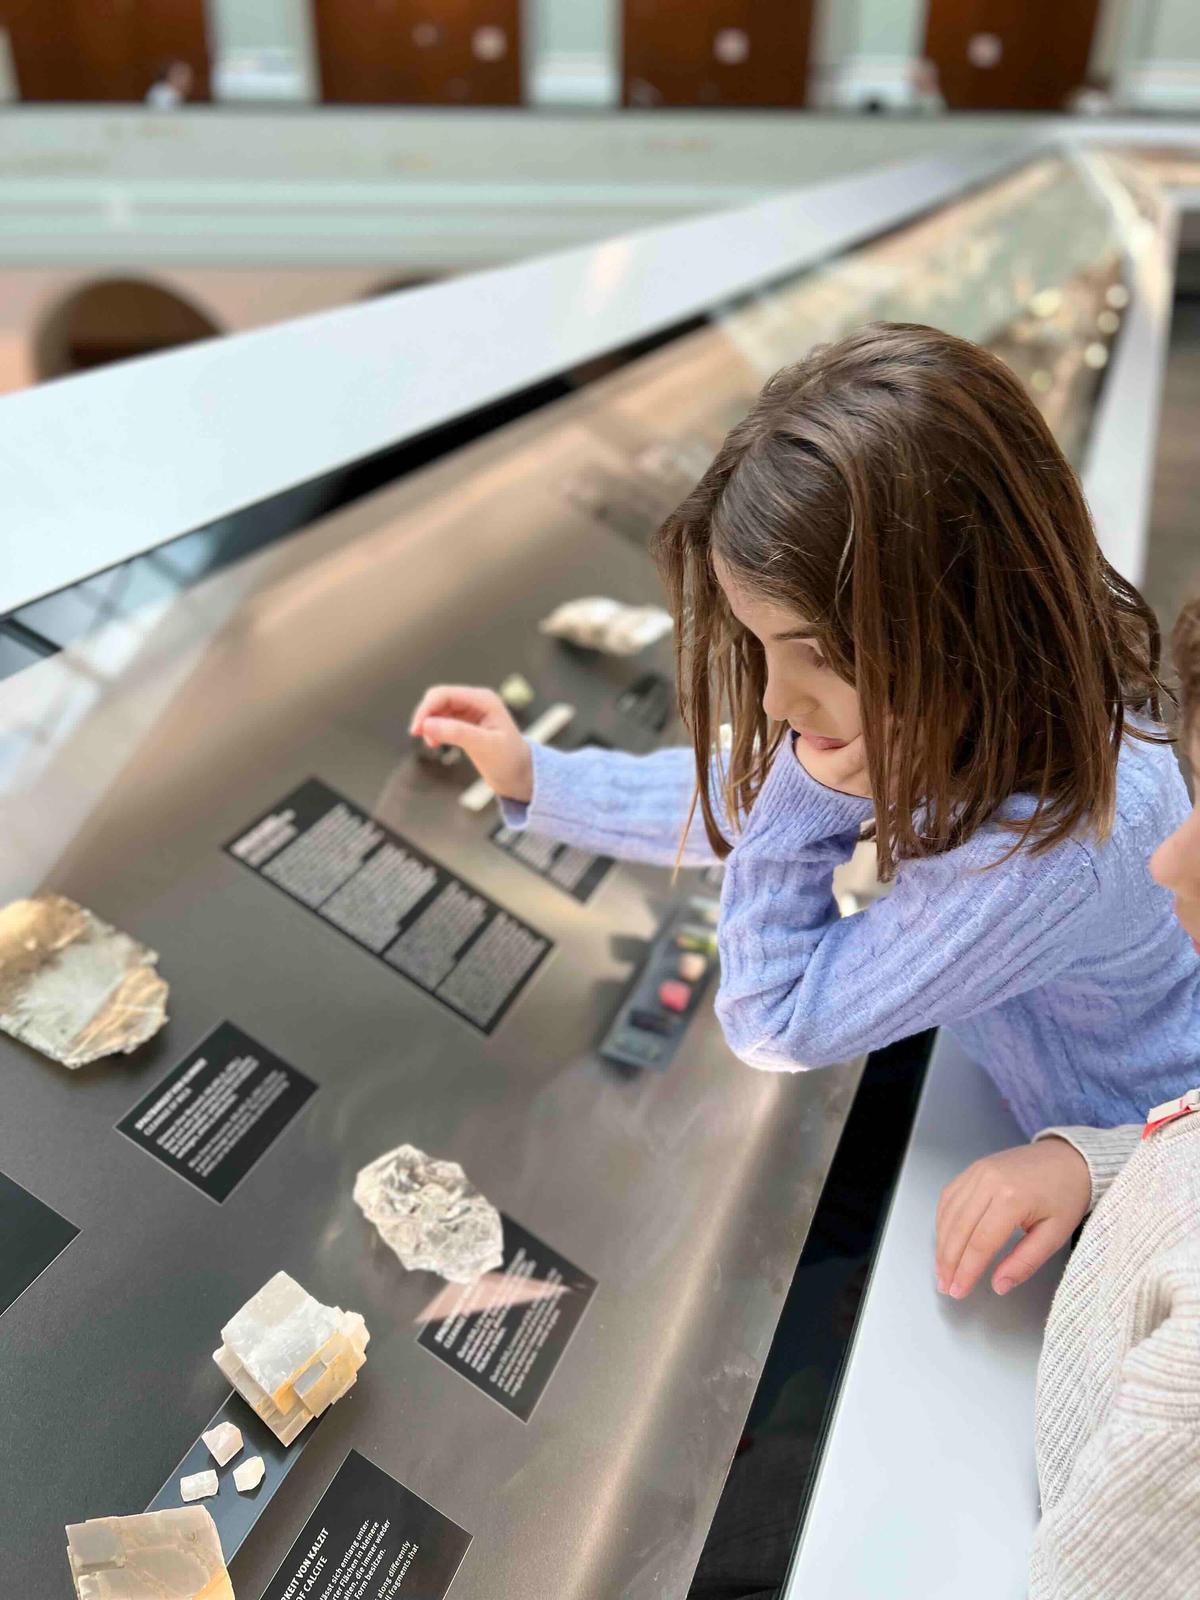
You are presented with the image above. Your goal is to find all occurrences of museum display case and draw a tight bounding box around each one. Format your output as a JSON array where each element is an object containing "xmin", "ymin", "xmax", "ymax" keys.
[{"xmin": 0, "ymin": 137, "xmax": 1189, "ymax": 1599}]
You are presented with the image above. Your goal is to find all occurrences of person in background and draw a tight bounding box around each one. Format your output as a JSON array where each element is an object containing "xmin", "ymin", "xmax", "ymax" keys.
[
  {"xmin": 938, "ymin": 596, "xmax": 1200, "ymax": 1599},
  {"xmin": 145, "ymin": 59, "xmax": 194, "ymax": 110},
  {"xmin": 909, "ymin": 57, "xmax": 946, "ymax": 115},
  {"xmin": 1065, "ymin": 76, "xmax": 1116, "ymax": 117}
]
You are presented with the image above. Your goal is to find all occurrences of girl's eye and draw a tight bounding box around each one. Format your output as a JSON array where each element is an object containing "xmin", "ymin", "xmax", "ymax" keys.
[{"xmin": 797, "ymin": 644, "xmax": 827, "ymax": 671}]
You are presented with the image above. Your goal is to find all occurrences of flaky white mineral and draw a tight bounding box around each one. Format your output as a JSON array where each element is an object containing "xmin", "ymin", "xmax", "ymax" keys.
[
  {"xmin": 0, "ymin": 894, "xmax": 168, "ymax": 1068},
  {"xmin": 201, "ymin": 1422, "xmax": 243, "ymax": 1468},
  {"xmin": 65, "ymin": 1506, "xmax": 233, "ymax": 1600},
  {"xmin": 540, "ymin": 596, "xmax": 672, "ymax": 657},
  {"xmin": 353, "ymin": 1143, "xmax": 503, "ymax": 1284},
  {"xmin": 213, "ymin": 1271, "xmax": 369, "ymax": 1446},
  {"xmin": 179, "ymin": 1471, "xmax": 218, "ymax": 1503},
  {"xmin": 232, "ymin": 1456, "xmax": 265, "ymax": 1494}
]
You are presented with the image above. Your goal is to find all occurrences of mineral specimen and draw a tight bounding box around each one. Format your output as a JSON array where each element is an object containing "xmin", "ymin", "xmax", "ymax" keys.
[
  {"xmin": 0, "ymin": 894, "xmax": 168, "ymax": 1068},
  {"xmin": 201, "ymin": 1423, "xmax": 243, "ymax": 1467},
  {"xmin": 65, "ymin": 1506, "xmax": 233, "ymax": 1600},
  {"xmin": 179, "ymin": 1472, "xmax": 218, "ymax": 1503},
  {"xmin": 540, "ymin": 596, "xmax": 672, "ymax": 657},
  {"xmin": 213, "ymin": 1271, "xmax": 369, "ymax": 1446},
  {"xmin": 232, "ymin": 1457, "xmax": 265, "ymax": 1494},
  {"xmin": 353, "ymin": 1143, "xmax": 504, "ymax": 1284}
]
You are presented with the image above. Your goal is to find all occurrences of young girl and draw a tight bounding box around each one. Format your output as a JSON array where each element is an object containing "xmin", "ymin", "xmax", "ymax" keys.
[{"xmin": 412, "ymin": 323, "xmax": 1199, "ymax": 1148}]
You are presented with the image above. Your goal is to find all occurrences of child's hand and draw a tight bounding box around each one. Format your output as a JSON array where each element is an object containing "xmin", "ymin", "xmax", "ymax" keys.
[
  {"xmin": 934, "ymin": 1138, "xmax": 1091, "ymax": 1299},
  {"xmin": 792, "ymin": 731, "xmax": 872, "ymax": 798},
  {"xmin": 410, "ymin": 686, "xmax": 534, "ymax": 803}
]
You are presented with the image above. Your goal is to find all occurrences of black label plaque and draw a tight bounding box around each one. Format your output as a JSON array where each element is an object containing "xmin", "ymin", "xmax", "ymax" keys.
[
  {"xmin": 147, "ymin": 1393, "xmax": 318, "ymax": 1559},
  {"xmin": 489, "ymin": 821, "xmax": 613, "ymax": 904},
  {"xmin": 261, "ymin": 1449, "xmax": 470, "ymax": 1600},
  {"xmin": 417, "ymin": 1217, "xmax": 597, "ymax": 1422},
  {"xmin": 0, "ymin": 1170, "xmax": 77, "ymax": 1318},
  {"xmin": 117, "ymin": 1022, "xmax": 317, "ymax": 1202},
  {"xmin": 227, "ymin": 779, "xmax": 552, "ymax": 1033}
]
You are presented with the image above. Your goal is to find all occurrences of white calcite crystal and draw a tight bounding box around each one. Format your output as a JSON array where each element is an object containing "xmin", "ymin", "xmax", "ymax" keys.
[
  {"xmin": 0, "ymin": 894, "xmax": 168, "ymax": 1068},
  {"xmin": 179, "ymin": 1471, "xmax": 218, "ymax": 1503},
  {"xmin": 354, "ymin": 1143, "xmax": 504, "ymax": 1285},
  {"xmin": 201, "ymin": 1422, "xmax": 243, "ymax": 1468},
  {"xmin": 65, "ymin": 1506, "xmax": 233, "ymax": 1600},
  {"xmin": 540, "ymin": 596, "xmax": 672, "ymax": 657},
  {"xmin": 213, "ymin": 1271, "xmax": 369, "ymax": 1446},
  {"xmin": 232, "ymin": 1456, "xmax": 265, "ymax": 1494}
]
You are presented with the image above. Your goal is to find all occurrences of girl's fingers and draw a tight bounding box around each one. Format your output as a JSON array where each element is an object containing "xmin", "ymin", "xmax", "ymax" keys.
[
  {"xmin": 420, "ymin": 716, "xmax": 493, "ymax": 756},
  {"xmin": 934, "ymin": 1179, "xmax": 987, "ymax": 1289},
  {"xmin": 934, "ymin": 1168, "xmax": 983, "ymax": 1258},
  {"xmin": 410, "ymin": 685, "xmax": 501, "ymax": 735},
  {"xmin": 945, "ymin": 1197, "xmax": 1020, "ymax": 1299},
  {"xmin": 992, "ymin": 1217, "xmax": 1073, "ymax": 1296}
]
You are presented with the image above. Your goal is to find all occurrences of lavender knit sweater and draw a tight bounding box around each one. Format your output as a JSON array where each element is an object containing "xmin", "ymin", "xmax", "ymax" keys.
[{"xmin": 501, "ymin": 732, "xmax": 1200, "ymax": 1135}]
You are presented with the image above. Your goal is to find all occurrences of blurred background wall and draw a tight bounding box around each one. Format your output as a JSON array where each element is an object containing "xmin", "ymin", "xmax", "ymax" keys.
[{"xmin": 0, "ymin": 0, "xmax": 1197, "ymax": 394}]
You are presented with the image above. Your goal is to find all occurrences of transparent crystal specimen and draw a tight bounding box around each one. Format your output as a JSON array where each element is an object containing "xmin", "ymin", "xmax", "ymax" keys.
[
  {"xmin": 179, "ymin": 1471, "xmax": 218, "ymax": 1503},
  {"xmin": 213, "ymin": 1271, "xmax": 369, "ymax": 1445},
  {"xmin": 65, "ymin": 1506, "xmax": 233, "ymax": 1600},
  {"xmin": 232, "ymin": 1456, "xmax": 265, "ymax": 1494},
  {"xmin": 354, "ymin": 1143, "xmax": 504, "ymax": 1285},
  {"xmin": 0, "ymin": 895, "xmax": 168, "ymax": 1068},
  {"xmin": 540, "ymin": 597, "xmax": 672, "ymax": 657},
  {"xmin": 201, "ymin": 1423, "xmax": 242, "ymax": 1467}
]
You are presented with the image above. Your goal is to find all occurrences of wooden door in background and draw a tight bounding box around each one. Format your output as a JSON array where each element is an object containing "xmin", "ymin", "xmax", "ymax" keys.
[
  {"xmin": 623, "ymin": 0, "xmax": 815, "ymax": 108},
  {"xmin": 0, "ymin": 0, "xmax": 210, "ymax": 101},
  {"xmin": 923, "ymin": 0, "xmax": 1100, "ymax": 111},
  {"xmin": 313, "ymin": 0, "xmax": 521, "ymax": 104}
]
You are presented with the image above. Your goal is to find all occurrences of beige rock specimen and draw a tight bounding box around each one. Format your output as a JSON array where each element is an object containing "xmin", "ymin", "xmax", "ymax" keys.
[
  {"xmin": 201, "ymin": 1423, "xmax": 243, "ymax": 1468},
  {"xmin": 232, "ymin": 1457, "xmax": 265, "ymax": 1494},
  {"xmin": 179, "ymin": 1472, "xmax": 218, "ymax": 1503},
  {"xmin": 213, "ymin": 1271, "xmax": 369, "ymax": 1446},
  {"xmin": 0, "ymin": 894, "xmax": 168, "ymax": 1067},
  {"xmin": 65, "ymin": 1505, "xmax": 233, "ymax": 1600}
]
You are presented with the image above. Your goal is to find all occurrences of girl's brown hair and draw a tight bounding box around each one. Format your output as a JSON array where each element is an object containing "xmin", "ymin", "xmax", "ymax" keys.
[
  {"xmin": 1174, "ymin": 598, "xmax": 1200, "ymax": 737},
  {"xmin": 654, "ymin": 322, "xmax": 1166, "ymax": 879}
]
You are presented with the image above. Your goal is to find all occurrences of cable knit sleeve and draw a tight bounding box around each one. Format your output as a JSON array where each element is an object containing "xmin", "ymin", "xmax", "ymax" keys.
[
  {"xmin": 716, "ymin": 741, "xmax": 1102, "ymax": 1070},
  {"xmin": 1033, "ymin": 1124, "xmax": 1142, "ymax": 1211},
  {"xmin": 501, "ymin": 739, "xmax": 861, "ymax": 870},
  {"xmin": 497, "ymin": 743, "xmax": 719, "ymax": 866}
]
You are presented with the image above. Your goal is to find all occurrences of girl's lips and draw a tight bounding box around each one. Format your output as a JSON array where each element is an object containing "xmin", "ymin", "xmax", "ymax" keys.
[{"xmin": 796, "ymin": 730, "xmax": 848, "ymax": 753}]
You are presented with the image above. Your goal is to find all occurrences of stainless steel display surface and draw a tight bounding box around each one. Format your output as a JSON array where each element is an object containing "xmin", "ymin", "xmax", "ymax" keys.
[{"xmin": 0, "ymin": 405, "xmax": 862, "ymax": 1599}]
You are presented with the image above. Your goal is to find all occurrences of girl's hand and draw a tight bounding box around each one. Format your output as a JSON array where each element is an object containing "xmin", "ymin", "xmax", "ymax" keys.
[
  {"xmin": 935, "ymin": 1138, "xmax": 1091, "ymax": 1299},
  {"xmin": 410, "ymin": 686, "xmax": 534, "ymax": 803},
  {"xmin": 792, "ymin": 731, "xmax": 872, "ymax": 798}
]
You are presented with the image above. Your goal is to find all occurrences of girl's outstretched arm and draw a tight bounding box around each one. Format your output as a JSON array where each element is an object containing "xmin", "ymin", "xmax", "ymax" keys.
[
  {"xmin": 501, "ymin": 741, "xmax": 725, "ymax": 869},
  {"xmin": 716, "ymin": 739, "xmax": 1101, "ymax": 1069}
]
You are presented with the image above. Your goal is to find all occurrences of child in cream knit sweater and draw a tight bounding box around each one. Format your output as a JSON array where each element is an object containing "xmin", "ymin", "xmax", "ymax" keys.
[{"xmin": 935, "ymin": 598, "xmax": 1200, "ymax": 1600}]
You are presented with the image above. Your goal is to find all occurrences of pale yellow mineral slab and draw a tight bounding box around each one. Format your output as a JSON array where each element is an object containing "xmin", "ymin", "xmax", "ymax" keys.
[
  {"xmin": 0, "ymin": 894, "xmax": 168, "ymax": 1068},
  {"xmin": 232, "ymin": 1457, "xmax": 265, "ymax": 1494},
  {"xmin": 213, "ymin": 1271, "xmax": 369, "ymax": 1445},
  {"xmin": 201, "ymin": 1423, "xmax": 243, "ymax": 1467},
  {"xmin": 65, "ymin": 1505, "xmax": 233, "ymax": 1600}
]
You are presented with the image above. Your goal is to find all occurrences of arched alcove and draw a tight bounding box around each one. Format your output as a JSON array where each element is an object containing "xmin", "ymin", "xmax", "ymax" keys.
[{"xmin": 33, "ymin": 278, "xmax": 221, "ymax": 381}]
